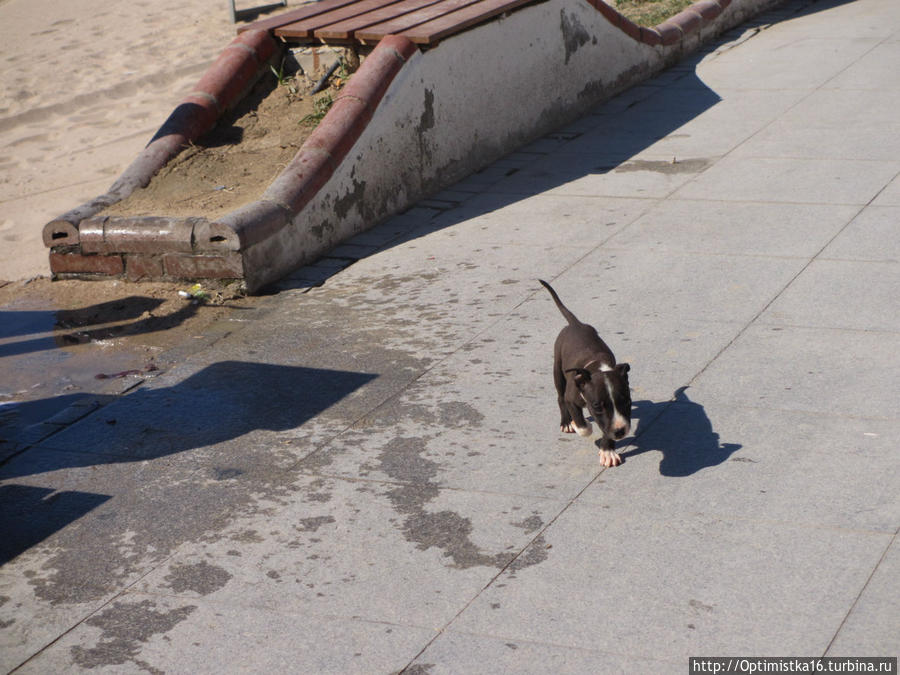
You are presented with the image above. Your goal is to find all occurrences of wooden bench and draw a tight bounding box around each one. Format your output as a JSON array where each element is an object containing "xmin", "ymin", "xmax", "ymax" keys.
[{"xmin": 239, "ymin": 0, "xmax": 543, "ymax": 46}]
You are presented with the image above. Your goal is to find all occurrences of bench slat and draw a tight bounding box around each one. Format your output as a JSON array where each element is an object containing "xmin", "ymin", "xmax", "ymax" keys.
[
  {"xmin": 314, "ymin": 0, "xmax": 449, "ymax": 41},
  {"xmin": 276, "ymin": 0, "xmax": 402, "ymax": 38},
  {"xmin": 398, "ymin": 0, "xmax": 539, "ymax": 44},
  {"xmin": 239, "ymin": 0, "xmax": 362, "ymax": 33}
]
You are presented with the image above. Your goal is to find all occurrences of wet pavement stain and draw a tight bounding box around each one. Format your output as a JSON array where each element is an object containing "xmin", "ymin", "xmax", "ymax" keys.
[
  {"xmin": 371, "ymin": 431, "xmax": 548, "ymax": 571},
  {"xmin": 596, "ymin": 157, "xmax": 712, "ymax": 174},
  {"xmin": 296, "ymin": 515, "xmax": 336, "ymax": 532},
  {"xmin": 162, "ymin": 560, "xmax": 232, "ymax": 596},
  {"xmin": 70, "ymin": 599, "xmax": 196, "ymax": 672}
]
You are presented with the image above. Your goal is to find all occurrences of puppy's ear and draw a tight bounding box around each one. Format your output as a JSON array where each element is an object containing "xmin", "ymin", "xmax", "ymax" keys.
[
  {"xmin": 565, "ymin": 368, "xmax": 591, "ymax": 387},
  {"xmin": 616, "ymin": 363, "xmax": 630, "ymax": 376}
]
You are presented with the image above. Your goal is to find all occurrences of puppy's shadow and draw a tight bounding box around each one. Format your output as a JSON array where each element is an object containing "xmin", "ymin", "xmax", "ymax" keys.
[{"xmin": 614, "ymin": 386, "xmax": 741, "ymax": 477}]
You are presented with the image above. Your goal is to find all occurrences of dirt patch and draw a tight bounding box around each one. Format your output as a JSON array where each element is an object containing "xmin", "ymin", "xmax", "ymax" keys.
[
  {"xmin": 102, "ymin": 60, "xmax": 351, "ymax": 221},
  {"xmin": 0, "ymin": 276, "xmax": 263, "ymax": 452},
  {"xmin": 0, "ymin": 276, "xmax": 257, "ymax": 361},
  {"xmin": 612, "ymin": 0, "xmax": 695, "ymax": 26}
]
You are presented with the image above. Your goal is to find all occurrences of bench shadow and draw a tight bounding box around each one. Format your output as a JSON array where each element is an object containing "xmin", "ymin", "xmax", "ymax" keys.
[
  {"xmin": 0, "ymin": 360, "xmax": 377, "ymax": 480},
  {"xmin": 619, "ymin": 386, "xmax": 741, "ymax": 477},
  {"xmin": 0, "ymin": 360, "xmax": 376, "ymax": 564},
  {"xmin": 0, "ymin": 485, "xmax": 112, "ymax": 565}
]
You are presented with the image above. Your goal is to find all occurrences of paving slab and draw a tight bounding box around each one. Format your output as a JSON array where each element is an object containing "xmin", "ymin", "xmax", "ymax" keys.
[
  {"xmin": 407, "ymin": 630, "xmax": 680, "ymax": 673},
  {"xmin": 820, "ymin": 205, "xmax": 900, "ymax": 262},
  {"xmin": 759, "ymin": 259, "xmax": 900, "ymax": 331},
  {"xmin": 591, "ymin": 397, "xmax": 900, "ymax": 532},
  {"xmin": 729, "ymin": 88, "xmax": 900, "ymax": 161},
  {"xmin": 689, "ymin": 324, "xmax": 899, "ymax": 419},
  {"xmin": 606, "ymin": 200, "xmax": 859, "ymax": 258},
  {"xmin": 673, "ymin": 156, "xmax": 900, "ymax": 205},
  {"xmin": 16, "ymin": 593, "xmax": 437, "ymax": 674},
  {"xmin": 446, "ymin": 501, "xmax": 891, "ymax": 659},
  {"xmin": 826, "ymin": 538, "xmax": 900, "ymax": 657},
  {"xmin": 872, "ymin": 174, "xmax": 900, "ymax": 206}
]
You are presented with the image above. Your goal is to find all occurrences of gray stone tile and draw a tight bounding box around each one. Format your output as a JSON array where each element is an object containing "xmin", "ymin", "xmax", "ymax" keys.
[
  {"xmin": 825, "ymin": 40, "xmax": 900, "ymax": 90},
  {"xmin": 450, "ymin": 503, "xmax": 891, "ymax": 659},
  {"xmin": 771, "ymin": 0, "xmax": 900, "ymax": 40},
  {"xmin": 0, "ymin": 573, "xmax": 114, "ymax": 673},
  {"xmin": 32, "ymin": 359, "xmax": 380, "ymax": 462},
  {"xmin": 410, "ymin": 630, "xmax": 679, "ymax": 673},
  {"xmin": 760, "ymin": 259, "xmax": 900, "ymax": 332},
  {"xmin": 821, "ymin": 206, "xmax": 900, "ymax": 262},
  {"xmin": 423, "ymin": 194, "xmax": 654, "ymax": 249},
  {"xmin": 607, "ymin": 199, "xmax": 858, "ymax": 258},
  {"xmin": 492, "ymin": 151, "xmax": 710, "ymax": 200},
  {"xmin": 673, "ymin": 157, "xmax": 900, "ymax": 206},
  {"xmin": 827, "ymin": 538, "xmax": 900, "ymax": 656},
  {"xmin": 872, "ymin": 174, "xmax": 900, "ymax": 206},
  {"xmin": 693, "ymin": 35, "xmax": 878, "ymax": 91},
  {"xmin": 578, "ymin": 87, "xmax": 807, "ymax": 159},
  {"xmin": 731, "ymin": 89, "xmax": 900, "ymax": 160},
  {"xmin": 131, "ymin": 473, "xmax": 564, "ymax": 629},
  {"xmin": 559, "ymin": 246, "xmax": 810, "ymax": 326},
  {"xmin": 689, "ymin": 325, "xmax": 900, "ymax": 419},
  {"xmin": 16, "ymin": 592, "xmax": 435, "ymax": 674},
  {"xmin": 589, "ymin": 397, "xmax": 900, "ymax": 533}
]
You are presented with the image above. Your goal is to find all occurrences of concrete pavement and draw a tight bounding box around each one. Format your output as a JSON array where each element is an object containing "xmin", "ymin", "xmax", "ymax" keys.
[{"xmin": 2, "ymin": 0, "xmax": 899, "ymax": 671}]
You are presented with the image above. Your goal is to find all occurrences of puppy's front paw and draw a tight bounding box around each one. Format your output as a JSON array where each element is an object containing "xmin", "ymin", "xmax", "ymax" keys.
[
  {"xmin": 599, "ymin": 449, "xmax": 622, "ymax": 467},
  {"xmin": 561, "ymin": 422, "xmax": 591, "ymax": 435}
]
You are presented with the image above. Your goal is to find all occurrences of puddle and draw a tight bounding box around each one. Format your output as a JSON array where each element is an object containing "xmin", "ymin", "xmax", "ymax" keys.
[
  {"xmin": 0, "ymin": 276, "xmax": 258, "ymax": 457},
  {"xmin": 0, "ymin": 295, "xmax": 156, "ymax": 456}
]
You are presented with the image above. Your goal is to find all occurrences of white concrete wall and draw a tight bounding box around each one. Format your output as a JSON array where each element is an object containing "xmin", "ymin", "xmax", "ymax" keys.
[{"xmin": 242, "ymin": 0, "xmax": 783, "ymax": 291}]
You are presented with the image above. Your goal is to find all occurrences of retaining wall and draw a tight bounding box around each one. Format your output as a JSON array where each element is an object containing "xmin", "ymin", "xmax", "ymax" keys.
[{"xmin": 43, "ymin": 0, "xmax": 785, "ymax": 292}]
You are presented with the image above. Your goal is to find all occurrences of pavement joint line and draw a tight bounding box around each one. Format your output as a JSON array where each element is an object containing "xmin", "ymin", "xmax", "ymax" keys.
[
  {"xmin": 292, "ymin": 469, "xmax": 579, "ymax": 503},
  {"xmin": 9, "ymin": 551, "xmax": 184, "ymax": 674},
  {"xmin": 398, "ymin": 462, "xmax": 614, "ymax": 673},
  {"xmin": 669, "ymin": 19, "xmax": 900, "ymax": 393},
  {"xmin": 822, "ymin": 528, "xmax": 899, "ymax": 657},
  {"xmin": 430, "ymin": 626, "xmax": 685, "ymax": 667},
  {"xmin": 660, "ymin": 399, "xmax": 898, "ymax": 423},
  {"xmin": 750, "ymin": 322, "xmax": 900, "ymax": 336}
]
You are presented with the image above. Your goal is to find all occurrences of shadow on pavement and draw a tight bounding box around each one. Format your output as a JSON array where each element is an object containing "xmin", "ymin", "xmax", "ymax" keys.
[
  {"xmin": 0, "ymin": 297, "xmax": 198, "ymax": 359},
  {"xmin": 0, "ymin": 485, "xmax": 112, "ymax": 565},
  {"xmin": 623, "ymin": 387, "xmax": 741, "ymax": 476},
  {"xmin": 0, "ymin": 360, "xmax": 378, "ymax": 479}
]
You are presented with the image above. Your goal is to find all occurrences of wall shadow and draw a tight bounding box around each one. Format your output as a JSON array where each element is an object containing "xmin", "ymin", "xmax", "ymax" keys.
[
  {"xmin": 620, "ymin": 386, "xmax": 741, "ymax": 476},
  {"xmin": 0, "ymin": 360, "xmax": 378, "ymax": 480}
]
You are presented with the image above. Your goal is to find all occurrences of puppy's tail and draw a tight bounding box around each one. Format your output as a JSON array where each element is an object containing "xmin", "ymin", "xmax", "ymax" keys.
[{"xmin": 539, "ymin": 279, "xmax": 580, "ymax": 326}]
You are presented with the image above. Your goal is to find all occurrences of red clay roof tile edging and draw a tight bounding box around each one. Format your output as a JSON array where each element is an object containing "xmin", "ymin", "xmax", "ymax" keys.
[
  {"xmin": 198, "ymin": 34, "xmax": 419, "ymax": 254},
  {"xmin": 42, "ymin": 29, "xmax": 278, "ymax": 253}
]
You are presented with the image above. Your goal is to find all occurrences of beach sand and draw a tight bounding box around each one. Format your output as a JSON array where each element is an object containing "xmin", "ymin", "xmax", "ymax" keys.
[{"xmin": 0, "ymin": 0, "xmax": 273, "ymax": 281}]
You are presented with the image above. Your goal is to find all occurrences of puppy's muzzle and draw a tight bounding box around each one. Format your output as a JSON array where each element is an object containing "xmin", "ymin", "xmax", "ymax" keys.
[{"xmin": 612, "ymin": 420, "xmax": 630, "ymax": 440}]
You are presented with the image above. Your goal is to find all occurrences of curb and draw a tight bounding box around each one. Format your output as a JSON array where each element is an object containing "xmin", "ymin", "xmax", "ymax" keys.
[
  {"xmin": 42, "ymin": 29, "xmax": 279, "ymax": 252},
  {"xmin": 43, "ymin": 0, "xmax": 782, "ymax": 292}
]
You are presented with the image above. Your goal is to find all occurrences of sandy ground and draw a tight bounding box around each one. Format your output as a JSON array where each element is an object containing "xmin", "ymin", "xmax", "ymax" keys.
[{"xmin": 0, "ymin": 0, "xmax": 262, "ymax": 281}]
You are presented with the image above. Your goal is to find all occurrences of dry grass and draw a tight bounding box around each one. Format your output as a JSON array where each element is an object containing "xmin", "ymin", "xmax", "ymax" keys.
[{"xmin": 614, "ymin": 0, "xmax": 695, "ymax": 26}]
